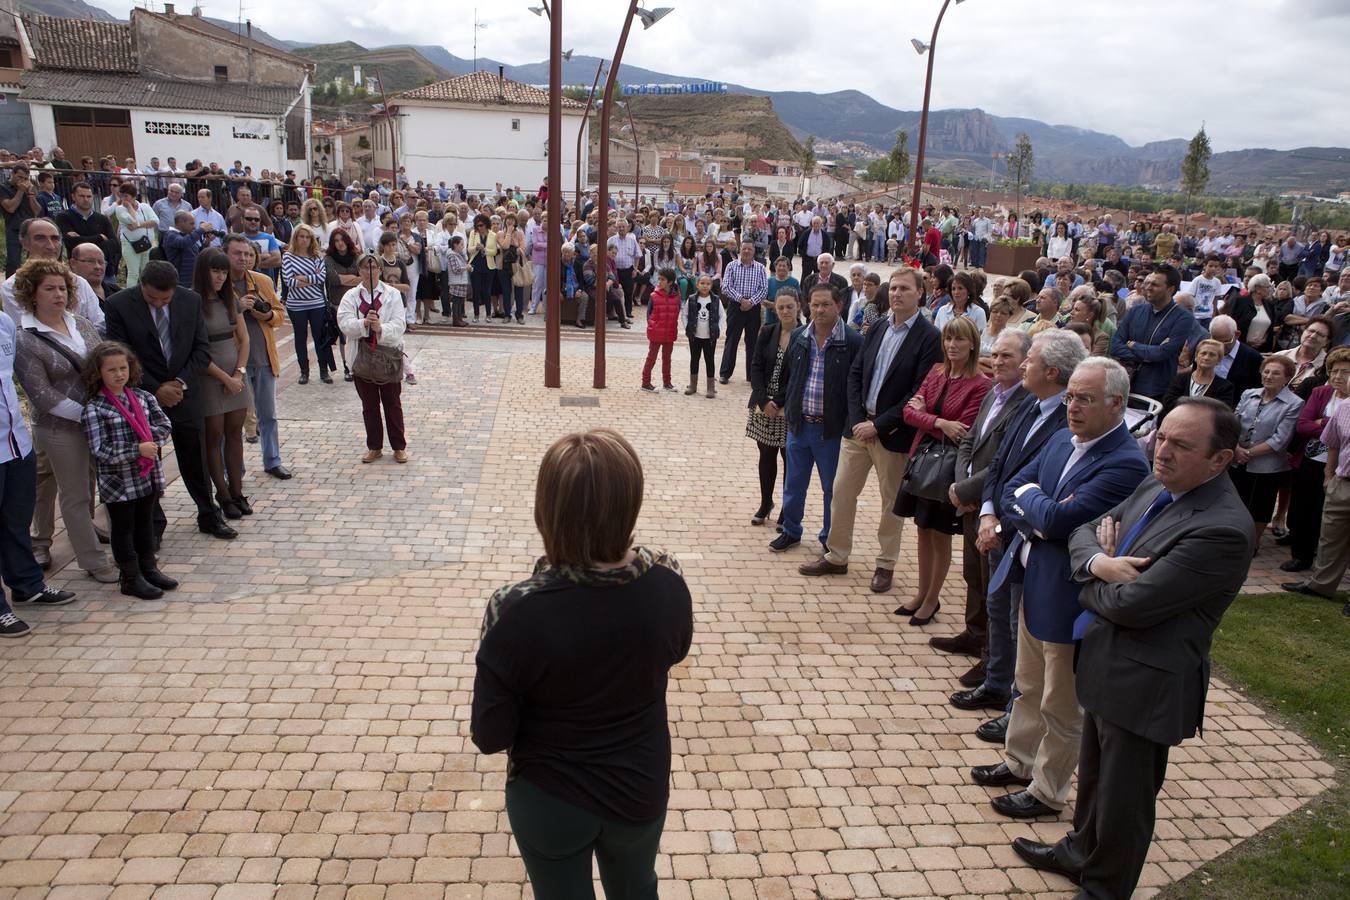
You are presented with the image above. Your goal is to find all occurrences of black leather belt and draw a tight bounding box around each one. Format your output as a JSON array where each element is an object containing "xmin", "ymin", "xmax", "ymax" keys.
[{"xmin": 803, "ymin": 415, "xmax": 825, "ymax": 423}]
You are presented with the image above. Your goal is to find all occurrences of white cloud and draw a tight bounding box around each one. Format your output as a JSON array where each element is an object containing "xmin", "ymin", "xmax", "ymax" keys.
[{"xmin": 80, "ymin": 0, "xmax": 1350, "ymax": 151}]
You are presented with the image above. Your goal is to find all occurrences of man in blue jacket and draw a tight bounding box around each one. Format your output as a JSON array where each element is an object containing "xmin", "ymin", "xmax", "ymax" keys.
[
  {"xmin": 1109, "ymin": 265, "xmax": 1196, "ymax": 399},
  {"xmin": 970, "ymin": 357, "xmax": 1149, "ymax": 819},
  {"xmin": 770, "ymin": 283, "xmax": 863, "ymax": 553}
]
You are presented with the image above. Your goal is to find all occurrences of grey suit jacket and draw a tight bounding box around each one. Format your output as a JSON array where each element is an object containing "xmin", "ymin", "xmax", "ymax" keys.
[
  {"xmin": 1068, "ymin": 472, "xmax": 1254, "ymax": 746},
  {"xmin": 952, "ymin": 383, "xmax": 1027, "ymax": 508}
]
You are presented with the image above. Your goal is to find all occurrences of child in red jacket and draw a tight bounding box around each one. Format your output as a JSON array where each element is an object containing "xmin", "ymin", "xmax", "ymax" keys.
[{"xmin": 641, "ymin": 269, "xmax": 682, "ymax": 392}]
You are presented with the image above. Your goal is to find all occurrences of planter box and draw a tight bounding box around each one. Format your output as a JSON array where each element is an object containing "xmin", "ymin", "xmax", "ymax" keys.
[{"xmin": 985, "ymin": 242, "xmax": 1041, "ymax": 276}]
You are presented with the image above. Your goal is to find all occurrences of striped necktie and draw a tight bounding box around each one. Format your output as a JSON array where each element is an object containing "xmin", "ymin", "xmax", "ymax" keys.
[{"xmin": 153, "ymin": 305, "xmax": 171, "ymax": 361}]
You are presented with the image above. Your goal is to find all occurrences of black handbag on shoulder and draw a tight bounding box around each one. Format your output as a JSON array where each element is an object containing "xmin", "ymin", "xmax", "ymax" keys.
[{"xmin": 900, "ymin": 378, "xmax": 960, "ymax": 502}]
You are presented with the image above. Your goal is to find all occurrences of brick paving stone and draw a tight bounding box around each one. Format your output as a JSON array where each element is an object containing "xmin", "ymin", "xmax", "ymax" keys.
[{"xmin": 0, "ymin": 332, "xmax": 1334, "ymax": 898}]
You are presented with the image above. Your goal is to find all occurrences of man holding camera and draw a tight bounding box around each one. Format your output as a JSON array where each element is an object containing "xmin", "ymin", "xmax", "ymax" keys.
[
  {"xmin": 224, "ymin": 234, "xmax": 291, "ymax": 480},
  {"xmin": 0, "ymin": 165, "xmax": 40, "ymax": 276}
]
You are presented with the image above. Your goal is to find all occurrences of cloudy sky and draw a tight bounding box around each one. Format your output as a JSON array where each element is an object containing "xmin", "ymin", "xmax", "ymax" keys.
[{"xmin": 96, "ymin": 0, "xmax": 1348, "ymax": 152}]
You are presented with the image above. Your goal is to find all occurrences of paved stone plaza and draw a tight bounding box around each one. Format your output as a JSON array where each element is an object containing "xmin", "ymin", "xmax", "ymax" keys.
[{"xmin": 0, "ymin": 325, "xmax": 1337, "ymax": 900}]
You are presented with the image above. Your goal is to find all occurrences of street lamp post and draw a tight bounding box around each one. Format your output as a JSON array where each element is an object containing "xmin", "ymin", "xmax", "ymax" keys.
[
  {"xmin": 907, "ymin": 0, "xmax": 967, "ymax": 257},
  {"xmin": 530, "ymin": 0, "xmax": 564, "ymax": 388},
  {"xmin": 592, "ymin": 4, "xmax": 671, "ymax": 389},
  {"xmin": 575, "ymin": 58, "xmax": 606, "ymax": 208},
  {"xmin": 623, "ymin": 101, "xmax": 641, "ymax": 201}
]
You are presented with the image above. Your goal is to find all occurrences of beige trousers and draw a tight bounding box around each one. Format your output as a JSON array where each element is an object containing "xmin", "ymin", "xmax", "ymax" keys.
[
  {"xmin": 823, "ymin": 435, "xmax": 907, "ymax": 569},
  {"xmin": 1308, "ymin": 476, "xmax": 1350, "ymax": 595},
  {"xmin": 32, "ymin": 422, "xmax": 109, "ymax": 573},
  {"xmin": 1004, "ymin": 615, "xmax": 1083, "ymax": 809}
]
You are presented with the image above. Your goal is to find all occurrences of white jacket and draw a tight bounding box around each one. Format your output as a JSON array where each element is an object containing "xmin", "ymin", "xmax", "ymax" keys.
[{"xmin": 337, "ymin": 281, "xmax": 406, "ymax": 367}]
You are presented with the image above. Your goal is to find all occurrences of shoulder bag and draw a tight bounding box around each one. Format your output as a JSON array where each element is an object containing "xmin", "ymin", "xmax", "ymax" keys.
[{"xmin": 900, "ymin": 378, "xmax": 960, "ymax": 502}]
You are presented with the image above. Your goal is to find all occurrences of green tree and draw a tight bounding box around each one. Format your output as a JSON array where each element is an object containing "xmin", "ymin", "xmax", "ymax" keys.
[
  {"xmin": 1258, "ymin": 195, "xmax": 1282, "ymax": 225},
  {"xmin": 1180, "ymin": 125, "xmax": 1212, "ymax": 228},
  {"xmin": 891, "ymin": 130, "xmax": 912, "ymax": 186},
  {"xmin": 1006, "ymin": 132, "xmax": 1034, "ymax": 226},
  {"xmin": 563, "ymin": 86, "xmax": 589, "ymax": 103},
  {"xmin": 801, "ymin": 134, "xmax": 816, "ymax": 176},
  {"xmin": 860, "ymin": 158, "xmax": 894, "ymax": 182}
]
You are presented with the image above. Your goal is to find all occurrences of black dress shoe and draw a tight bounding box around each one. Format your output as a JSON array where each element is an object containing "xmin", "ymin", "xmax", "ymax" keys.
[
  {"xmin": 958, "ymin": 661, "xmax": 986, "ymax": 688},
  {"xmin": 951, "ymin": 684, "xmax": 1011, "ymax": 711},
  {"xmin": 975, "ymin": 713, "xmax": 1009, "ymax": 744},
  {"xmin": 199, "ymin": 519, "xmax": 238, "ymax": 540},
  {"xmin": 970, "ymin": 761, "xmax": 1031, "ymax": 788},
  {"xmin": 991, "ymin": 789, "xmax": 1059, "ymax": 819},
  {"xmin": 265, "ymin": 465, "xmax": 294, "ymax": 480},
  {"xmin": 1011, "ymin": 837, "xmax": 1081, "ymax": 885},
  {"xmin": 1280, "ymin": 559, "xmax": 1311, "ymax": 572},
  {"xmin": 298, "ymin": 373, "xmax": 309, "ymax": 385},
  {"xmin": 768, "ymin": 533, "xmax": 800, "ymax": 552}
]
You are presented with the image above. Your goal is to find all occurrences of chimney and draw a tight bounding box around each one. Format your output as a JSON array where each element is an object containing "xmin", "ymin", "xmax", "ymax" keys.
[
  {"xmin": 246, "ymin": 20, "xmax": 252, "ymax": 39},
  {"xmin": 498, "ymin": 65, "xmax": 505, "ymax": 102},
  {"xmin": 164, "ymin": 2, "xmax": 175, "ymax": 15}
]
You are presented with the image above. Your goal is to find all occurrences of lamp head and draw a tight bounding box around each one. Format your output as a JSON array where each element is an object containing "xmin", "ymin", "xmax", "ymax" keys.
[
  {"xmin": 528, "ymin": 5, "xmax": 546, "ymax": 16},
  {"xmin": 911, "ymin": 38, "xmax": 929, "ymax": 54},
  {"xmin": 635, "ymin": 6, "xmax": 673, "ymax": 29},
  {"xmin": 562, "ymin": 48, "xmax": 574, "ymax": 60}
]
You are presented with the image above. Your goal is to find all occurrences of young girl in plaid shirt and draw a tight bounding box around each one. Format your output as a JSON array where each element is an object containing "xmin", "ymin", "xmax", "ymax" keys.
[{"xmin": 80, "ymin": 342, "xmax": 178, "ymax": 600}]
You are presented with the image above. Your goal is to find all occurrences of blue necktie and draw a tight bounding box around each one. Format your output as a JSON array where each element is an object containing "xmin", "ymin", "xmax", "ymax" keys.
[{"xmin": 1073, "ymin": 489, "xmax": 1174, "ymax": 640}]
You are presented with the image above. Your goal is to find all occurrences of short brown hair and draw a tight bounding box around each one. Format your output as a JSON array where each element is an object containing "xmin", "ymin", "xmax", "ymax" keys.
[
  {"xmin": 81, "ymin": 341, "xmax": 143, "ymax": 400},
  {"xmin": 1262, "ymin": 354, "xmax": 1296, "ymax": 380},
  {"xmin": 1326, "ymin": 347, "xmax": 1350, "ymax": 372},
  {"xmin": 12, "ymin": 259, "xmax": 75, "ymax": 313},
  {"xmin": 535, "ymin": 429, "xmax": 644, "ymax": 567},
  {"xmin": 889, "ymin": 267, "xmax": 924, "ymax": 294}
]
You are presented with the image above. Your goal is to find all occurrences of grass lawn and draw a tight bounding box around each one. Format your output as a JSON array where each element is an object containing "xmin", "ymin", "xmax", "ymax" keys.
[{"xmin": 1159, "ymin": 591, "xmax": 1348, "ymax": 899}]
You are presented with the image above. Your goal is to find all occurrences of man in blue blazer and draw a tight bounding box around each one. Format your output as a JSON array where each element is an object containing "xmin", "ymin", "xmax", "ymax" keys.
[{"xmin": 970, "ymin": 357, "xmax": 1149, "ymax": 819}]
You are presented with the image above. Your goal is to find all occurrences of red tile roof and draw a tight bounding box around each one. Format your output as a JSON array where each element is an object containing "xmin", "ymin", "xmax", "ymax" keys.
[
  {"xmin": 23, "ymin": 14, "xmax": 137, "ymax": 74},
  {"xmin": 396, "ymin": 71, "xmax": 583, "ymax": 109}
]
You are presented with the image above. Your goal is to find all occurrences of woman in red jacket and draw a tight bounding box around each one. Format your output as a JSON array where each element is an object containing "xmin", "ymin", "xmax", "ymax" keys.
[
  {"xmin": 894, "ymin": 316, "xmax": 992, "ymax": 625},
  {"xmin": 641, "ymin": 268, "xmax": 682, "ymax": 392}
]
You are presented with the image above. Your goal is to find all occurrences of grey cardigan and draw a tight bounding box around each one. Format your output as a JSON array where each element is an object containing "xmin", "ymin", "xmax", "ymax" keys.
[
  {"xmin": 1234, "ymin": 386, "xmax": 1304, "ymax": 474},
  {"xmin": 13, "ymin": 313, "xmax": 100, "ymax": 432}
]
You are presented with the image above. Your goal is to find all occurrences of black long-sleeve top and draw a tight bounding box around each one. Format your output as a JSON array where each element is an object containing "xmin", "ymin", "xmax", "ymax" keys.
[{"xmin": 471, "ymin": 547, "xmax": 693, "ymax": 825}]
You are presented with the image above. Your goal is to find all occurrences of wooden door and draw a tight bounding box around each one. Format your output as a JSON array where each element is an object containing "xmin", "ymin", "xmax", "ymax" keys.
[{"xmin": 53, "ymin": 106, "xmax": 133, "ymax": 169}]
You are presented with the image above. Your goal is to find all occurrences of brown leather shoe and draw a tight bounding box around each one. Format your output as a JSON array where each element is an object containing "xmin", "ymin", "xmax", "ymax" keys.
[
  {"xmin": 929, "ymin": 632, "xmax": 984, "ymax": 656},
  {"xmin": 798, "ymin": 556, "xmax": 848, "ymax": 576},
  {"xmin": 870, "ymin": 567, "xmax": 893, "ymax": 593},
  {"xmin": 393, "ymin": 450, "xmax": 409, "ymax": 464},
  {"xmin": 958, "ymin": 660, "xmax": 987, "ymax": 687},
  {"xmin": 361, "ymin": 449, "xmax": 383, "ymax": 464}
]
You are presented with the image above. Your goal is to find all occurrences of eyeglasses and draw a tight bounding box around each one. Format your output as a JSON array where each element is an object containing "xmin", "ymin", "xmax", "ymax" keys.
[
  {"xmin": 243, "ymin": 217, "xmax": 260, "ymax": 223},
  {"xmin": 1062, "ymin": 392, "xmax": 1100, "ymax": 407}
]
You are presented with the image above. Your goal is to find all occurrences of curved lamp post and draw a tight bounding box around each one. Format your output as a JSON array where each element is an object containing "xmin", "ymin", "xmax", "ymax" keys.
[
  {"xmin": 906, "ymin": 0, "xmax": 968, "ymax": 256},
  {"xmin": 530, "ymin": 0, "xmax": 565, "ymax": 387},
  {"xmin": 592, "ymin": 3, "xmax": 671, "ymax": 389}
]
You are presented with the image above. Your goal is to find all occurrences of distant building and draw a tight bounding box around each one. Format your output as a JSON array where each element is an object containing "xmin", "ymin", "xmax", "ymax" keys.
[
  {"xmin": 0, "ymin": 0, "xmax": 33, "ymax": 152},
  {"xmin": 20, "ymin": 6, "xmax": 312, "ymax": 176},
  {"xmin": 659, "ymin": 157, "xmax": 702, "ymax": 181},
  {"xmin": 374, "ymin": 70, "xmax": 588, "ymax": 191}
]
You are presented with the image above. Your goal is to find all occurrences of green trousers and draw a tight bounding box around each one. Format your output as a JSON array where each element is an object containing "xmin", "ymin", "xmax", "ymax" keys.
[{"xmin": 505, "ymin": 777, "xmax": 665, "ymax": 900}]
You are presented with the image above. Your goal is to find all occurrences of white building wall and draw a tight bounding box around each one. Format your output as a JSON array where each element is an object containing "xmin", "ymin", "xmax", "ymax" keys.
[
  {"xmin": 396, "ymin": 104, "xmax": 587, "ymax": 193},
  {"xmin": 129, "ymin": 109, "xmax": 287, "ymax": 172}
]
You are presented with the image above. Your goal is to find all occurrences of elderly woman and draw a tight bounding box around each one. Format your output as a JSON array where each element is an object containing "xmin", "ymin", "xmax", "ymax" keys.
[
  {"xmin": 12, "ymin": 259, "xmax": 116, "ymax": 583},
  {"xmin": 1276, "ymin": 314, "xmax": 1333, "ymax": 391},
  {"xmin": 466, "ymin": 213, "xmax": 498, "ymax": 323},
  {"xmin": 1161, "ymin": 338, "xmax": 1236, "ymax": 420},
  {"xmin": 979, "ymin": 296, "xmax": 1017, "ymax": 366},
  {"xmin": 1281, "ymin": 348, "xmax": 1350, "ymax": 573},
  {"xmin": 894, "ymin": 316, "xmax": 992, "ymax": 626},
  {"xmin": 471, "ymin": 429, "xmax": 692, "ymax": 900},
  {"xmin": 338, "ymin": 252, "xmax": 408, "ymax": 464},
  {"xmin": 1231, "ymin": 354, "xmax": 1304, "ymax": 547}
]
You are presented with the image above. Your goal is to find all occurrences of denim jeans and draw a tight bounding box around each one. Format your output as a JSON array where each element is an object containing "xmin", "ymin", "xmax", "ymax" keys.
[
  {"xmin": 287, "ymin": 306, "xmax": 333, "ymax": 376},
  {"xmin": 529, "ymin": 262, "xmax": 548, "ymax": 312},
  {"xmin": 781, "ymin": 421, "xmax": 841, "ymax": 544},
  {"xmin": 0, "ymin": 451, "xmax": 45, "ymax": 599},
  {"xmin": 244, "ymin": 364, "xmax": 282, "ymax": 470},
  {"xmin": 873, "ymin": 234, "xmax": 886, "ymax": 261},
  {"xmin": 982, "ymin": 542, "xmax": 1022, "ymax": 700},
  {"xmin": 970, "ymin": 239, "xmax": 988, "ymax": 269}
]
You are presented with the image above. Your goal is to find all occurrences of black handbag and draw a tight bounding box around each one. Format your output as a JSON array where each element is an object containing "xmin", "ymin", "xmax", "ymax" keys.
[
  {"xmin": 900, "ymin": 379, "xmax": 959, "ymax": 501},
  {"xmin": 129, "ymin": 234, "xmax": 152, "ymax": 254}
]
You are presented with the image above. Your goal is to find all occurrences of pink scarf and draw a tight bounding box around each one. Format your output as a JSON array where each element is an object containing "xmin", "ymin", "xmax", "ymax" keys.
[{"xmin": 103, "ymin": 386, "xmax": 155, "ymax": 478}]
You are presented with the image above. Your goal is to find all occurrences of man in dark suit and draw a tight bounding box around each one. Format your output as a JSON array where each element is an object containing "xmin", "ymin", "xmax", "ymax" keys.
[
  {"xmin": 1013, "ymin": 397, "xmax": 1254, "ymax": 898},
  {"xmin": 1209, "ymin": 314, "xmax": 1263, "ymax": 396},
  {"xmin": 930, "ymin": 329, "xmax": 1031, "ymax": 673},
  {"xmin": 768, "ymin": 282, "xmax": 862, "ymax": 553},
  {"xmin": 104, "ymin": 260, "xmax": 236, "ymax": 541},
  {"xmin": 797, "ymin": 215, "xmax": 832, "ymax": 283},
  {"xmin": 799, "ymin": 252, "xmax": 848, "ymax": 303},
  {"xmin": 951, "ymin": 330, "xmax": 1085, "ymax": 741},
  {"xmin": 970, "ymin": 357, "xmax": 1149, "ymax": 820},
  {"xmin": 797, "ymin": 268, "xmax": 940, "ymax": 593}
]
